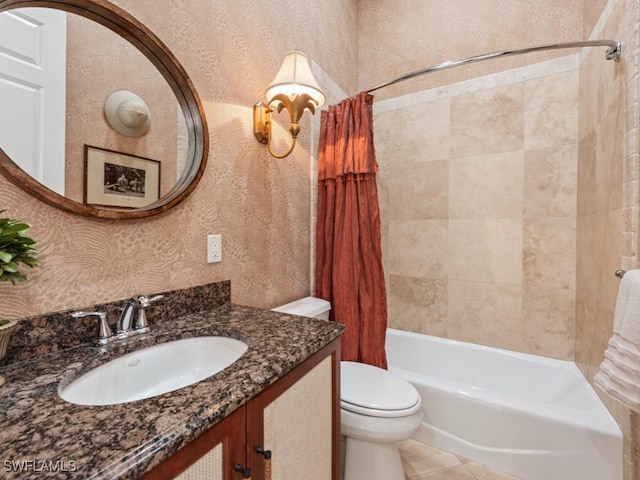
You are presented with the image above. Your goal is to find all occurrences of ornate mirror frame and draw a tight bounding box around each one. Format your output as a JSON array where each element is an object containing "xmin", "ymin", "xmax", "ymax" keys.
[{"xmin": 0, "ymin": 0, "xmax": 209, "ymax": 219}]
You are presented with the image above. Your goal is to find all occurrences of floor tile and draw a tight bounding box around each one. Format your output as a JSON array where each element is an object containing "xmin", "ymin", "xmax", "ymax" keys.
[
  {"xmin": 465, "ymin": 461, "xmax": 521, "ymax": 479},
  {"xmin": 399, "ymin": 439, "xmax": 463, "ymax": 476},
  {"xmin": 400, "ymin": 439, "xmax": 522, "ymax": 480},
  {"xmin": 412, "ymin": 464, "xmax": 476, "ymax": 479}
]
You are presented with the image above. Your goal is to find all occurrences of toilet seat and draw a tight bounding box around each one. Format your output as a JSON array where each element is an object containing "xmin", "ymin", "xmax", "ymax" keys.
[{"xmin": 340, "ymin": 361, "xmax": 421, "ymax": 418}]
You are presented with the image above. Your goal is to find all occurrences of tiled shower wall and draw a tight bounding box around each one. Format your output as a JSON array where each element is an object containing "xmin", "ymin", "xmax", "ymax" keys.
[
  {"xmin": 578, "ymin": 0, "xmax": 640, "ymax": 477},
  {"xmin": 375, "ymin": 58, "xmax": 581, "ymax": 360},
  {"xmin": 374, "ymin": 0, "xmax": 638, "ymax": 367},
  {"xmin": 576, "ymin": 0, "xmax": 631, "ymax": 386},
  {"xmin": 371, "ymin": 0, "xmax": 640, "ymax": 475}
]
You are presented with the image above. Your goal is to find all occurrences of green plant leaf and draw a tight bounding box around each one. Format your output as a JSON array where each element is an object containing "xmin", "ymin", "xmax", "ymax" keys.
[
  {"xmin": 0, "ymin": 213, "xmax": 39, "ymax": 283},
  {"xmin": 5, "ymin": 272, "xmax": 26, "ymax": 284},
  {"xmin": 2, "ymin": 262, "xmax": 18, "ymax": 273},
  {"xmin": 20, "ymin": 257, "xmax": 40, "ymax": 267}
]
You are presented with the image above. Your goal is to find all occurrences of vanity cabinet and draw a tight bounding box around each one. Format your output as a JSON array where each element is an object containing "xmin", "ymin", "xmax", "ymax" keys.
[{"xmin": 143, "ymin": 338, "xmax": 341, "ymax": 480}]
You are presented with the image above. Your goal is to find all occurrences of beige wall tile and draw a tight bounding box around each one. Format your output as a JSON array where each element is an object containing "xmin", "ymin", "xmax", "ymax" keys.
[
  {"xmin": 449, "ymin": 151, "xmax": 524, "ymax": 219},
  {"xmin": 576, "ymin": 214, "xmax": 621, "ymax": 378},
  {"xmin": 597, "ymin": 210, "xmax": 624, "ymax": 309},
  {"xmin": 448, "ymin": 280, "xmax": 523, "ymax": 351},
  {"xmin": 448, "ymin": 219, "xmax": 523, "ymax": 284},
  {"xmin": 374, "ymin": 99, "xmax": 451, "ymax": 163},
  {"xmin": 597, "ymin": 1, "xmax": 627, "ymax": 124},
  {"xmin": 388, "ymin": 275, "xmax": 447, "ymax": 336},
  {"xmin": 577, "ymin": 132, "xmax": 597, "ymax": 216},
  {"xmin": 387, "ymin": 220, "xmax": 448, "ymax": 278},
  {"xmin": 358, "ymin": 0, "xmax": 583, "ymax": 100},
  {"xmin": 377, "ymin": 166, "xmax": 391, "ymax": 223},
  {"xmin": 450, "ymin": 84, "xmax": 524, "ymax": 158},
  {"xmin": 583, "ymin": 0, "xmax": 608, "ymax": 39},
  {"xmin": 595, "ymin": 106, "xmax": 624, "ymax": 212},
  {"xmin": 575, "ymin": 0, "xmax": 626, "ymax": 393},
  {"xmin": 523, "ymin": 217, "xmax": 576, "ymax": 290},
  {"xmin": 522, "ymin": 285, "xmax": 575, "ymax": 360},
  {"xmin": 579, "ymin": 51, "xmax": 599, "ymax": 140},
  {"xmin": 575, "ymin": 292, "xmax": 615, "ymax": 380},
  {"xmin": 524, "ymin": 144, "xmax": 577, "ymax": 219},
  {"xmin": 524, "ymin": 70, "xmax": 579, "ymax": 150},
  {"xmin": 575, "ymin": 290, "xmax": 596, "ymax": 372},
  {"xmin": 576, "ymin": 214, "xmax": 600, "ymax": 300},
  {"xmin": 386, "ymin": 159, "xmax": 449, "ymax": 221}
]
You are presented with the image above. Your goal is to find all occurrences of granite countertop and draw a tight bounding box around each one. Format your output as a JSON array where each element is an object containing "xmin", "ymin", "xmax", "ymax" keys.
[{"xmin": 0, "ymin": 303, "xmax": 344, "ymax": 479}]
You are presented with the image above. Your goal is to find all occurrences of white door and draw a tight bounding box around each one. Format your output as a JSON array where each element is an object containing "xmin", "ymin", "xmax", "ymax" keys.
[{"xmin": 0, "ymin": 7, "xmax": 66, "ymax": 194}]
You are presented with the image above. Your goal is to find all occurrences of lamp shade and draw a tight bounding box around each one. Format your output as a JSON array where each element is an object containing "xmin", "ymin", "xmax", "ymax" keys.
[{"xmin": 265, "ymin": 51, "xmax": 325, "ymax": 108}]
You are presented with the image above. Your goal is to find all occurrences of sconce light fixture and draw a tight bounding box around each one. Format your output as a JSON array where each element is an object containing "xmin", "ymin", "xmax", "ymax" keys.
[
  {"xmin": 254, "ymin": 51, "xmax": 326, "ymax": 158},
  {"xmin": 104, "ymin": 90, "xmax": 151, "ymax": 138}
]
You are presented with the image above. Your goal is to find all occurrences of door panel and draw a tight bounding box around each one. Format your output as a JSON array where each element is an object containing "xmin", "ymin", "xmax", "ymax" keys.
[{"xmin": 0, "ymin": 7, "xmax": 66, "ymax": 194}]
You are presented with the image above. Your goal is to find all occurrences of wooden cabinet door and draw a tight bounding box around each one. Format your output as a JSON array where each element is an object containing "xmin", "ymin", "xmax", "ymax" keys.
[
  {"xmin": 247, "ymin": 339, "xmax": 341, "ymax": 480},
  {"xmin": 142, "ymin": 406, "xmax": 246, "ymax": 480},
  {"xmin": 142, "ymin": 337, "xmax": 341, "ymax": 480}
]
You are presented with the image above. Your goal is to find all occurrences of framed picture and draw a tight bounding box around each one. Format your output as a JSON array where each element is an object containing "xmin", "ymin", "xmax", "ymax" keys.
[{"xmin": 84, "ymin": 145, "xmax": 161, "ymax": 208}]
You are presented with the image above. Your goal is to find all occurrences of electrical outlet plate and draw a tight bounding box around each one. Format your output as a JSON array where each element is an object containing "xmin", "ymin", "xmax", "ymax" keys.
[{"xmin": 207, "ymin": 235, "xmax": 221, "ymax": 263}]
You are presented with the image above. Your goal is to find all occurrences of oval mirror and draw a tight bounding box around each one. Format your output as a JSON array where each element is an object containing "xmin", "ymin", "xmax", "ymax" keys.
[{"xmin": 0, "ymin": 0, "xmax": 208, "ymax": 219}]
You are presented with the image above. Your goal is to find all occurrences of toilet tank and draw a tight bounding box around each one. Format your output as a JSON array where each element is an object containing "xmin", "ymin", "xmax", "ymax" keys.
[{"xmin": 271, "ymin": 297, "xmax": 331, "ymax": 320}]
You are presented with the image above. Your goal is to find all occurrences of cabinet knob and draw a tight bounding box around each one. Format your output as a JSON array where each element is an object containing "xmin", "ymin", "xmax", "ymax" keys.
[
  {"xmin": 255, "ymin": 446, "xmax": 272, "ymax": 459},
  {"xmin": 234, "ymin": 464, "xmax": 252, "ymax": 479},
  {"xmin": 255, "ymin": 447, "xmax": 272, "ymax": 480}
]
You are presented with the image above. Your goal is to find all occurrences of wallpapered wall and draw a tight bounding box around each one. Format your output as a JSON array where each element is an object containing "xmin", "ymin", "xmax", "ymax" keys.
[
  {"xmin": 64, "ymin": 13, "xmax": 179, "ymax": 203},
  {"xmin": 0, "ymin": 0, "xmax": 358, "ymax": 319}
]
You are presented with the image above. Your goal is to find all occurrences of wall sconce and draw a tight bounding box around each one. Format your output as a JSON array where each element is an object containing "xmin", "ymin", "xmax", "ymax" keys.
[
  {"xmin": 254, "ymin": 51, "xmax": 325, "ymax": 158},
  {"xmin": 104, "ymin": 90, "xmax": 151, "ymax": 137}
]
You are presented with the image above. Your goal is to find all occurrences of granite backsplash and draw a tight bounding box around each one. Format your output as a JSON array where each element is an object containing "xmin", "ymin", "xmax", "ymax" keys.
[{"xmin": 2, "ymin": 281, "xmax": 231, "ymax": 364}]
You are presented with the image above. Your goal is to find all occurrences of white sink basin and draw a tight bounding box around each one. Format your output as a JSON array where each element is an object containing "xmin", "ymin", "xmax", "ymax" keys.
[{"xmin": 59, "ymin": 336, "xmax": 248, "ymax": 406}]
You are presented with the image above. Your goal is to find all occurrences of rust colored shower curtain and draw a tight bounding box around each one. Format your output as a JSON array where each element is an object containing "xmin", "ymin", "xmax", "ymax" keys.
[{"xmin": 315, "ymin": 92, "xmax": 388, "ymax": 369}]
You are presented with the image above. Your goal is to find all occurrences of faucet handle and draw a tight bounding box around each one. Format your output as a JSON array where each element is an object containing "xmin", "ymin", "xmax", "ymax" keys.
[
  {"xmin": 71, "ymin": 311, "xmax": 113, "ymax": 344},
  {"xmin": 138, "ymin": 294, "xmax": 164, "ymax": 308},
  {"xmin": 135, "ymin": 294, "xmax": 164, "ymax": 331}
]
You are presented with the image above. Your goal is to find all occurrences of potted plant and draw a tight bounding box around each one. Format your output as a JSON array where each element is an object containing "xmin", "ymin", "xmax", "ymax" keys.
[{"xmin": 0, "ymin": 211, "xmax": 40, "ymax": 385}]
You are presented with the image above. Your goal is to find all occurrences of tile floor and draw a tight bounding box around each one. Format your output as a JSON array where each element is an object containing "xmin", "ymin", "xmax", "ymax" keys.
[{"xmin": 400, "ymin": 439, "xmax": 521, "ymax": 480}]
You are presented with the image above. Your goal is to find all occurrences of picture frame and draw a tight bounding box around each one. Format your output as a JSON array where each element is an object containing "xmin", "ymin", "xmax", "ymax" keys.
[{"xmin": 84, "ymin": 145, "xmax": 161, "ymax": 208}]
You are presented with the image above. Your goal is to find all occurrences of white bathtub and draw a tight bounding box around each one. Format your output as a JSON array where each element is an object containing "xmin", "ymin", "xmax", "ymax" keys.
[{"xmin": 385, "ymin": 328, "xmax": 623, "ymax": 480}]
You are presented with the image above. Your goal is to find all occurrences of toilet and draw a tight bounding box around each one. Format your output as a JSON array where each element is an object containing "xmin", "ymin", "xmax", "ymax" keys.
[{"xmin": 272, "ymin": 297, "xmax": 423, "ymax": 480}]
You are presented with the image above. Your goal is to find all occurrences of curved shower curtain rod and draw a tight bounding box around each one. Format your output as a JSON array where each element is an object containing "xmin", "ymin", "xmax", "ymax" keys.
[{"xmin": 364, "ymin": 39, "xmax": 622, "ymax": 94}]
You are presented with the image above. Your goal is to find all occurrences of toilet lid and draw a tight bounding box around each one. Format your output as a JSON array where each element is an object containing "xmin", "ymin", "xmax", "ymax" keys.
[{"xmin": 340, "ymin": 361, "xmax": 421, "ymax": 417}]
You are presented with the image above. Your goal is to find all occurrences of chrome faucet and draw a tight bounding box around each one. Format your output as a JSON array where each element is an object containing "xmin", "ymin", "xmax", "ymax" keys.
[
  {"xmin": 116, "ymin": 295, "xmax": 164, "ymax": 338},
  {"xmin": 116, "ymin": 298, "xmax": 138, "ymax": 335},
  {"xmin": 72, "ymin": 294, "xmax": 164, "ymax": 345}
]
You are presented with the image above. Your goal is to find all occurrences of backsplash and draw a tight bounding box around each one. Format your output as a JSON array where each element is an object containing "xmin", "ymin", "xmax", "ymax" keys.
[{"xmin": 2, "ymin": 280, "xmax": 230, "ymax": 365}]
